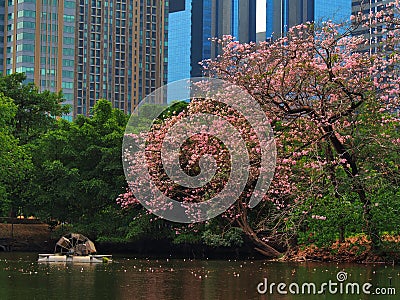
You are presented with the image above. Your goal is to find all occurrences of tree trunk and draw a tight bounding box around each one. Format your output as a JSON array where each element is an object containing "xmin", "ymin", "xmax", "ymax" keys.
[
  {"xmin": 325, "ymin": 127, "xmax": 381, "ymax": 250},
  {"xmin": 244, "ymin": 229, "xmax": 282, "ymax": 258},
  {"xmin": 339, "ymin": 225, "xmax": 345, "ymax": 243},
  {"xmin": 236, "ymin": 201, "xmax": 282, "ymax": 258}
]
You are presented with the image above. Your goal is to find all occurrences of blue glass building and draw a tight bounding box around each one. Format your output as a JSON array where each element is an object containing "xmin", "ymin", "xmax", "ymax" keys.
[
  {"xmin": 260, "ymin": 0, "xmax": 351, "ymax": 40},
  {"xmin": 315, "ymin": 0, "xmax": 351, "ymax": 24},
  {"xmin": 351, "ymin": 0, "xmax": 394, "ymax": 54},
  {"xmin": 167, "ymin": 0, "xmax": 256, "ymax": 93},
  {"xmin": 168, "ymin": 0, "xmax": 192, "ymax": 83}
]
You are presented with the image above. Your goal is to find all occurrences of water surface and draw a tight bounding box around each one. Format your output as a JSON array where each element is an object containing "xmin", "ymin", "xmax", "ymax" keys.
[{"xmin": 0, "ymin": 252, "xmax": 398, "ymax": 299}]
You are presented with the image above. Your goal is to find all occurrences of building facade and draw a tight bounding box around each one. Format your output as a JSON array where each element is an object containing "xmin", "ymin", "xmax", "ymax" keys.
[
  {"xmin": 314, "ymin": 0, "xmax": 351, "ymax": 23},
  {"xmin": 1, "ymin": 0, "xmax": 168, "ymax": 117},
  {"xmin": 167, "ymin": 0, "xmax": 191, "ymax": 84},
  {"xmin": 351, "ymin": 0, "xmax": 394, "ymax": 53},
  {"xmin": 74, "ymin": 0, "xmax": 168, "ymax": 116},
  {"xmin": 2, "ymin": 0, "xmax": 76, "ymax": 109},
  {"xmin": 257, "ymin": 0, "xmax": 351, "ymax": 40},
  {"xmin": 167, "ymin": 0, "xmax": 256, "ymax": 88},
  {"xmin": 0, "ymin": 1, "xmax": 5, "ymax": 70}
]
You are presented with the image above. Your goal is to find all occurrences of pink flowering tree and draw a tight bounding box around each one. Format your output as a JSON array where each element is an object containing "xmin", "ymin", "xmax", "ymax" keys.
[
  {"xmin": 201, "ymin": 11, "xmax": 400, "ymax": 254},
  {"xmin": 119, "ymin": 6, "xmax": 400, "ymax": 257}
]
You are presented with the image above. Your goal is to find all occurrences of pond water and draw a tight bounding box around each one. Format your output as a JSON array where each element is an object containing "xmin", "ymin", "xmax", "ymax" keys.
[{"xmin": 0, "ymin": 252, "xmax": 399, "ymax": 299}]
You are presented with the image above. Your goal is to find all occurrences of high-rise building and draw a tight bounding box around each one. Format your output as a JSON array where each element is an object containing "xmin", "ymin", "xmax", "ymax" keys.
[
  {"xmin": 74, "ymin": 0, "xmax": 168, "ymax": 116},
  {"xmin": 167, "ymin": 0, "xmax": 191, "ymax": 84},
  {"xmin": 314, "ymin": 0, "xmax": 351, "ymax": 23},
  {"xmin": 2, "ymin": 0, "xmax": 76, "ymax": 109},
  {"xmin": 0, "ymin": 1, "xmax": 5, "ymax": 70},
  {"xmin": 351, "ymin": 0, "xmax": 394, "ymax": 53},
  {"xmin": 167, "ymin": 0, "xmax": 256, "ymax": 87},
  {"xmin": 1, "ymin": 0, "xmax": 168, "ymax": 117},
  {"xmin": 257, "ymin": 0, "xmax": 351, "ymax": 41}
]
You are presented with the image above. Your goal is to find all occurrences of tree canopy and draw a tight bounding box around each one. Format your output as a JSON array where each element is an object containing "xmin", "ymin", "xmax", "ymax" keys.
[{"xmin": 119, "ymin": 13, "xmax": 400, "ymax": 257}]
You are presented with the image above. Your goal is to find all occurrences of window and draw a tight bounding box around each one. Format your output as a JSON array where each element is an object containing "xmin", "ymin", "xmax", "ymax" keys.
[
  {"xmin": 16, "ymin": 66, "xmax": 34, "ymax": 73},
  {"xmin": 16, "ymin": 55, "xmax": 34, "ymax": 63},
  {"xmin": 62, "ymin": 70, "xmax": 74, "ymax": 78},
  {"xmin": 40, "ymin": 68, "xmax": 55, "ymax": 75},
  {"xmin": 64, "ymin": 15, "xmax": 75, "ymax": 22},
  {"xmin": 64, "ymin": 93, "xmax": 73, "ymax": 101},
  {"xmin": 17, "ymin": 10, "xmax": 36, "ymax": 18},
  {"xmin": 63, "ymin": 37, "xmax": 75, "ymax": 45},
  {"xmin": 16, "ymin": 44, "xmax": 35, "ymax": 51},
  {"xmin": 62, "ymin": 82, "xmax": 74, "ymax": 89},
  {"xmin": 62, "ymin": 59, "xmax": 74, "ymax": 67},
  {"xmin": 40, "ymin": 57, "xmax": 56, "ymax": 65},
  {"xmin": 40, "ymin": 35, "xmax": 58, "ymax": 42},
  {"xmin": 64, "ymin": 25, "xmax": 74, "ymax": 33},
  {"xmin": 62, "ymin": 48, "xmax": 74, "ymax": 56},
  {"xmin": 17, "ymin": 21, "xmax": 36, "ymax": 29},
  {"xmin": 17, "ymin": 33, "xmax": 35, "ymax": 40},
  {"xmin": 64, "ymin": 1, "xmax": 75, "ymax": 8}
]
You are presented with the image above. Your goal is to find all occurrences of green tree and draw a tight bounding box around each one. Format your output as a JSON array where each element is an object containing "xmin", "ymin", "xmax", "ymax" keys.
[
  {"xmin": 30, "ymin": 100, "xmax": 130, "ymax": 240},
  {"xmin": 0, "ymin": 94, "xmax": 32, "ymax": 215},
  {"xmin": 0, "ymin": 73, "xmax": 70, "ymax": 144}
]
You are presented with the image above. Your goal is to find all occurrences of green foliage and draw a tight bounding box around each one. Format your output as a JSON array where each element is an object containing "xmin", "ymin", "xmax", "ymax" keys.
[
  {"xmin": 0, "ymin": 93, "xmax": 17, "ymax": 127},
  {"xmin": 0, "ymin": 71, "xmax": 398, "ymax": 255},
  {"xmin": 202, "ymin": 227, "xmax": 244, "ymax": 247},
  {"xmin": 29, "ymin": 100, "xmax": 129, "ymax": 240},
  {"xmin": 370, "ymin": 188, "xmax": 400, "ymax": 234},
  {"xmin": 0, "ymin": 73, "xmax": 69, "ymax": 216},
  {"xmin": 157, "ymin": 101, "xmax": 188, "ymax": 121},
  {"xmin": 296, "ymin": 194, "xmax": 364, "ymax": 247},
  {"xmin": 125, "ymin": 212, "xmax": 174, "ymax": 241},
  {"xmin": 125, "ymin": 101, "xmax": 189, "ymax": 134},
  {"xmin": 0, "ymin": 94, "xmax": 32, "ymax": 215},
  {"xmin": 0, "ymin": 73, "xmax": 70, "ymax": 143},
  {"xmin": 173, "ymin": 231, "xmax": 203, "ymax": 245}
]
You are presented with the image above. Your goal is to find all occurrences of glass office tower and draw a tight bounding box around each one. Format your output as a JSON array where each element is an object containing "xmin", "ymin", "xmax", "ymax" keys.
[
  {"xmin": 167, "ymin": 0, "xmax": 256, "ymax": 86},
  {"xmin": 261, "ymin": 0, "xmax": 351, "ymax": 40},
  {"xmin": 351, "ymin": 0, "xmax": 394, "ymax": 53},
  {"xmin": 168, "ymin": 0, "xmax": 191, "ymax": 84}
]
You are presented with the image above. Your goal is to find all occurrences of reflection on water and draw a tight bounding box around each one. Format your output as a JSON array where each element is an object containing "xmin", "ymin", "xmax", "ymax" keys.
[{"xmin": 0, "ymin": 252, "xmax": 399, "ymax": 299}]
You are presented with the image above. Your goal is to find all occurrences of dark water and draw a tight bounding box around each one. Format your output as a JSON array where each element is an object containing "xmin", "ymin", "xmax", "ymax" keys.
[{"xmin": 0, "ymin": 252, "xmax": 399, "ymax": 299}]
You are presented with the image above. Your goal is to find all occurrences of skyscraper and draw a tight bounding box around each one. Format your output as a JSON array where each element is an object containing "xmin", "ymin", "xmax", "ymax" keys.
[
  {"xmin": 1, "ymin": 0, "xmax": 168, "ymax": 117},
  {"xmin": 351, "ymin": 0, "xmax": 394, "ymax": 53},
  {"xmin": 74, "ymin": 0, "xmax": 168, "ymax": 116},
  {"xmin": 167, "ymin": 0, "xmax": 256, "ymax": 87},
  {"xmin": 2, "ymin": 0, "xmax": 76, "ymax": 109},
  {"xmin": 0, "ymin": 1, "xmax": 5, "ymax": 70},
  {"xmin": 258, "ymin": 0, "xmax": 351, "ymax": 40},
  {"xmin": 168, "ymin": 0, "xmax": 191, "ymax": 84}
]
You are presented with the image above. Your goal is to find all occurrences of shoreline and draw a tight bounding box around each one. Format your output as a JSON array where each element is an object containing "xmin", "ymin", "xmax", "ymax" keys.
[{"xmin": 1, "ymin": 222, "xmax": 399, "ymax": 264}]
